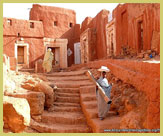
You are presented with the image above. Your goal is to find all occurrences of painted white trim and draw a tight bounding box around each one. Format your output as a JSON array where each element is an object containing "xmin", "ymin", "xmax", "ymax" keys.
[{"xmin": 15, "ymin": 43, "xmax": 29, "ymax": 68}]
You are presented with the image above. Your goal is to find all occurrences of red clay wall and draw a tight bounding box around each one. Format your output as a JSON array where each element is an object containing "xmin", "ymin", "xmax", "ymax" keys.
[
  {"xmin": 30, "ymin": 4, "xmax": 76, "ymax": 39},
  {"xmin": 30, "ymin": 4, "xmax": 80, "ymax": 66},
  {"xmin": 68, "ymin": 59, "xmax": 160, "ymax": 129},
  {"xmin": 3, "ymin": 18, "xmax": 44, "ymax": 68},
  {"xmin": 81, "ymin": 10, "xmax": 109, "ymax": 59},
  {"xmin": 61, "ymin": 24, "xmax": 80, "ymax": 66},
  {"xmin": 112, "ymin": 3, "xmax": 160, "ymax": 55}
]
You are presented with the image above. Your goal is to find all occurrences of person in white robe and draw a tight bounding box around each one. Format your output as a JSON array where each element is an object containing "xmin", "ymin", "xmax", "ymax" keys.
[
  {"xmin": 96, "ymin": 66, "xmax": 113, "ymax": 120},
  {"xmin": 42, "ymin": 48, "xmax": 54, "ymax": 73}
]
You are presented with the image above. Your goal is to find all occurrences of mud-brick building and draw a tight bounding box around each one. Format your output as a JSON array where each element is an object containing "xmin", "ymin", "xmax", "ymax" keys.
[
  {"xmin": 106, "ymin": 3, "xmax": 160, "ymax": 56},
  {"xmin": 3, "ymin": 4, "xmax": 80, "ymax": 71},
  {"xmin": 3, "ymin": 18, "xmax": 45, "ymax": 70},
  {"xmin": 80, "ymin": 10, "xmax": 109, "ymax": 63}
]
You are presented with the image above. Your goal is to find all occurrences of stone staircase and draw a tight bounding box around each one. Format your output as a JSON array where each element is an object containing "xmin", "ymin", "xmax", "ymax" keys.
[
  {"xmin": 29, "ymin": 70, "xmax": 121, "ymax": 133},
  {"xmin": 30, "ymin": 70, "xmax": 92, "ymax": 133},
  {"xmin": 80, "ymin": 86, "xmax": 121, "ymax": 133}
]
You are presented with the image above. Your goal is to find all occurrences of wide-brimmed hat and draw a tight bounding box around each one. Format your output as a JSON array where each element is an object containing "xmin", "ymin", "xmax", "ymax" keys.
[{"xmin": 98, "ymin": 66, "xmax": 110, "ymax": 72}]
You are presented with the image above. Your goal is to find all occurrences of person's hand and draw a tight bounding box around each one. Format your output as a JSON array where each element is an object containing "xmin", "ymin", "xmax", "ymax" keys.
[
  {"xmin": 96, "ymin": 85, "xmax": 98, "ymax": 90},
  {"xmin": 95, "ymin": 76, "xmax": 99, "ymax": 80}
]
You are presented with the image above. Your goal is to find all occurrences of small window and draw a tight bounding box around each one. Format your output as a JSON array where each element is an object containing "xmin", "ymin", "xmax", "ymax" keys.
[
  {"xmin": 17, "ymin": 33, "xmax": 20, "ymax": 37},
  {"xmin": 30, "ymin": 22, "xmax": 34, "ymax": 28},
  {"xmin": 69, "ymin": 22, "xmax": 73, "ymax": 27},
  {"xmin": 40, "ymin": 20, "xmax": 43, "ymax": 22},
  {"xmin": 7, "ymin": 19, "xmax": 12, "ymax": 26},
  {"xmin": 54, "ymin": 21, "xmax": 58, "ymax": 26}
]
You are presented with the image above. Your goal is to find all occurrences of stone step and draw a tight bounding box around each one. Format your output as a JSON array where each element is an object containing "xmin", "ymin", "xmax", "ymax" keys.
[
  {"xmin": 56, "ymin": 88, "xmax": 80, "ymax": 93},
  {"xmin": 54, "ymin": 81, "xmax": 93, "ymax": 88},
  {"xmin": 30, "ymin": 121, "xmax": 92, "ymax": 133},
  {"xmin": 80, "ymin": 93, "xmax": 97, "ymax": 101},
  {"xmin": 54, "ymin": 102, "xmax": 81, "ymax": 107},
  {"xmin": 23, "ymin": 127, "xmax": 39, "ymax": 133},
  {"xmin": 84, "ymin": 108, "xmax": 117, "ymax": 119},
  {"xmin": 82, "ymin": 101, "xmax": 97, "ymax": 109},
  {"xmin": 41, "ymin": 111, "xmax": 87, "ymax": 125},
  {"xmin": 51, "ymin": 106, "xmax": 82, "ymax": 112},
  {"xmin": 80, "ymin": 85, "xmax": 96, "ymax": 94},
  {"xmin": 56, "ymin": 92, "xmax": 80, "ymax": 97},
  {"xmin": 56, "ymin": 96, "xmax": 80, "ymax": 103},
  {"xmin": 47, "ymin": 75, "xmax": 89, "ymax": 81},
  {"xmin": 55, "ymin": 83, "xmax": 80, "ymax": 88},
  {"xmin": 18, "ymin": 68, "xmax": 35, "ymax": 73},
  {"xmin": 90, "ymin": 116, "xmax": 121, "ymax": 133},
  {"xmin": 45, "ymin": 70, "xmax": 87, "ymax": 77}
]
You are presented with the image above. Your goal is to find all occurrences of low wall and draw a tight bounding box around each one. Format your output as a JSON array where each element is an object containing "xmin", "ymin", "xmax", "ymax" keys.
[{"xmin": 69, "ymin": 58, "xmax": 160, "ymax": 129}]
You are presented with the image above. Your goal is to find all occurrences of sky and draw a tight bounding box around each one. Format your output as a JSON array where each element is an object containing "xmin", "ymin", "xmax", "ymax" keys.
[{"xmin": 3, "ymin": 3, "xmax": 120, "ymax": 24}]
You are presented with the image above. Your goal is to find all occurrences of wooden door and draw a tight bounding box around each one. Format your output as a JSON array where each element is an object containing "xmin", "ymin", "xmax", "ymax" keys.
[{"xmin": 18, "ymin": 46, "xmax": 24, "ymax": 64}]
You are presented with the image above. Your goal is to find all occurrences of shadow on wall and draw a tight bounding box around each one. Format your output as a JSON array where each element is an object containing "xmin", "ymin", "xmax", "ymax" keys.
[
  {"xmin": 60, "ymin": 25, "xmax": 80, "ymax": 67},
  {"xmin": 29, "ymin": 54, "xmax": 44, "ymax": 68},
  {"xmin": 3, "ymin": 36, "xmax": 18, "ymax": 47}
]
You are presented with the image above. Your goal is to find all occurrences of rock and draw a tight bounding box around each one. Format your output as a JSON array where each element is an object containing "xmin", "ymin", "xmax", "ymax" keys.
[
  {"xmin": 144, "ymin": 53, "xmax": 150, "ymax": 60},
  {"xmin": 146, "ymin": 50, "xmax": 152, "ymax": 54},
  {"xmin": 118, "ymin": 106, "xmax": 125, "ymax": 115},
  {"xmin": 4, "ymin": 79, "xmax": 16, "ymax": 94},
  {"xmin": 120, "ymin": 111, "xmax": 141, "ymax": 129},
  {"xmin": 35, "ymin": 59, "xmax": 44, "ymax": 73},
  {"xmin": 125, "ymin": 99, "xmax": 136, "ymax": 112},
  {"xmin": 152, "ymin": 51, "xmax": 156, "ymax": 57},
  {"xmin": 110, "ymin": 96, "xmax": 123, "ymax": 112},
  {"xmin": 3, "ymin": 62, "xmax": 16, "ymax": 94},
  {"xmin": 21, "ymin": 78, "xmax": 54, "ymax": 108},
  {"xmin": 3, "ymin": 96, "xmax": 30, "ymax": 133},
  {"xmin": 21, "ymin": 78, "xmax": 38, "ymax": 91},
  {"xmin": 6, "ymin": 91, "xmax": 45, "ymax": 115},
  {"xmin": 31, "ymin": 115, "xmax": 42, "ymax": 122},
  {"xmin": 32, "ymin": 74, "xmax": 48, "ymax": 81},
  {"xmin": 136, "ymin": 53, "xmax": 144, "ymax": 59},
  {"xmin": 33, "ymin": 81, "xmax": 54, "ymax": 108}
]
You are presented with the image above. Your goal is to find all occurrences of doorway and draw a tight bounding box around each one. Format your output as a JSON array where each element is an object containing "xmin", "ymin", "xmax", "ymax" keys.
[
  {"xmin": 138, "ymin": 21, "xmax": 143, "ymax": 52},
  {"xmin": 110, "ymin": 33, "xmax": 114, "ymax": 56},
  {"xmin": 74, "ymin": 42, "xmax": 81, "ymax": 64},
  {"xmin": 17, "ymin": 46, "xmax": 24, "ymax": 64},
  {"xmin": 48, "ymin": 47, "xmax": 60, "ymax": 67},
  {"xmin": 15, "ymin": 43, "xmax": 29, "ymax": 69},
  {"xmin": 83, "ymin": 38, "xmax": 88, "ymax": 63}
]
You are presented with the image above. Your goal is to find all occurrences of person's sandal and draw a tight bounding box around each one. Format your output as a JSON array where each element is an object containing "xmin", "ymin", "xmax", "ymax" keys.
[{"xmin": 100, "ymin": 117, "xmax": 104, "ymax": 120}]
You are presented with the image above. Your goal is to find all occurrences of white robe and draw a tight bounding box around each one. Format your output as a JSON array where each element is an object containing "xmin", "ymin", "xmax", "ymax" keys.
[
  {"xmin": 42, "ymin": 50, "xmax": 54, "ymax": 72},
  {"xmin": 97, "ymin": 77, "xmax": 112, "ymax": 118}
]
